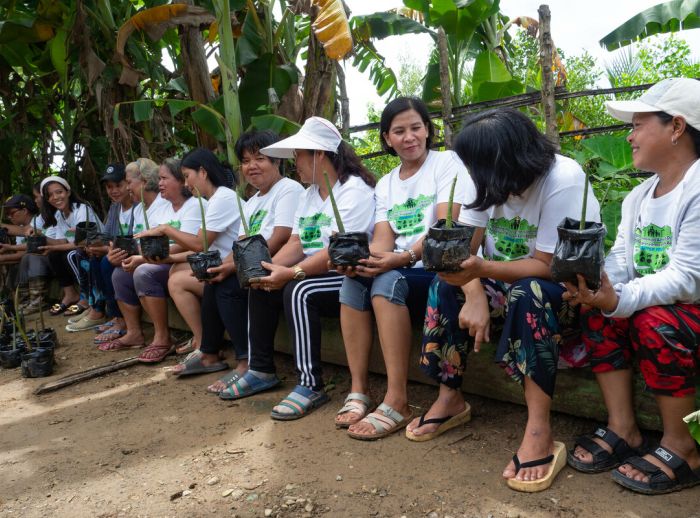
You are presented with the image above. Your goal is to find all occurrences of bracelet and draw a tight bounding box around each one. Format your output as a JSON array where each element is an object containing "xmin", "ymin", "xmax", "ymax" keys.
[{"xmin": 403, "ymin": 248, "xmax": 417, "ymax": 267}]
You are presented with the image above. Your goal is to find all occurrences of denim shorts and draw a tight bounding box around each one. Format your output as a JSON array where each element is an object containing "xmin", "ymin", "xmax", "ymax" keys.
[{"xmin": 339, "ymin": 268, "xmax": 435, "ymax": 314}]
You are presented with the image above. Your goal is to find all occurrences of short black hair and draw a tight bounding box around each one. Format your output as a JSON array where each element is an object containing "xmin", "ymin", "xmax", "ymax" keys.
[
  {"xmin": 181, "ymin": 148, "xmax": 235, "ymax": 189},
  {"xmin": 454, "ymin": 108, "xmax": 556, "ymax": 212},
  {"xmin": 379, "ymin": 96, "xmax": 435, "ymax": 156},
  {"xmin": 235, "ymin": 130, "xmax": 281, "ymax": 164}
]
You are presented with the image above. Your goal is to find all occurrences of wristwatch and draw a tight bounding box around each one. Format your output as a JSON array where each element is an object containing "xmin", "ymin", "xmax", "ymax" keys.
[
  {"xmin": 292, "ymin": 265, "xmax": 306, "ymax": 280},
  {"xmin": 403, "ymin": 248, "xmax": 417, "ymax": 267}
]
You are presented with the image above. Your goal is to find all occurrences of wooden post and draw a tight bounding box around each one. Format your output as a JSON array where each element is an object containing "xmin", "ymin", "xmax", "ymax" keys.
[
  {"xmin": 538, "ymin": 5, "xmax": 560, "ymax": 151},
  {"xmin": 437, "ymin": 27, "xmax": 453, "ymax": 148}
]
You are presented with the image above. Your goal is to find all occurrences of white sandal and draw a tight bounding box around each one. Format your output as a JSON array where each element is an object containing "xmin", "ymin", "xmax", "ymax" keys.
[
  {"xmin": 334, "ymin": 392, "xmax": 372, "ymax": 429},
  {"xmin": 347, "ymin": 402, "xmax": 413, "ymax": 441}
]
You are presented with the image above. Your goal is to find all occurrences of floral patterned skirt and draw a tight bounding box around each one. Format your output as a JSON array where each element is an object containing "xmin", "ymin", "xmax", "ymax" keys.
[{"xmin": 420, "ymin": 276, "xmax": 579, "ymax": 398}]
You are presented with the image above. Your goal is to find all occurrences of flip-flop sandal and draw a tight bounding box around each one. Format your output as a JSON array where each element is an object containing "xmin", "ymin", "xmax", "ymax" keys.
[
  {"xmin": 611, "ymin": 446, "xmax": 700, "ymax": 495},
  {"xmin": 96, "ymin": 321, "xmax": 116, "ymax": 333},
  {"xmin": 218, "ymin": 371, "xmax": 280, "ymax": 401},
  {"xmin": 405, "ymin": 404, "xmax": 472, "ymax": 442},
  {"xmin": 347, "ymin": 403, "xmax": 414, "ymax": 441},
  {"xmin": 567, "ymin": 426, "xmax": 651, "ymax": 474},
  {"xmin": 94, "ymin": 329, "xmax": 127, "ymax": 344},
  {"xmin": 63, "ymin": 304, "xmax": 88, "ymax": 317},
  {"xmin": 207, "ymin": 370, "xmax": 243, "ymax": 394},
  {"xmin": 98, "ymin": 338, "xmax": 145, "ymax": 352},
  {"xmin": 335, "ymin": 392, "xmax": 373, "ymax": 428},
  {"xmin": 271, "ymin": 385, "xmax": 330, "ymax": 421},
  {"xmin": 506, "ymin": 441, "xmax": 567, "ymax": 493},
  {"xmin": 138, "ymin": 343, "xmax": 175, "ymax": 363},
  {"xmin": 173, "ymin": 354, "xmax": 229, "ymax": 377}
]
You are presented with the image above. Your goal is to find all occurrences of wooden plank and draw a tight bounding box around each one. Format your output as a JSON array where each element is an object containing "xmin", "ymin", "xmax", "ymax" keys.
[{"xmin": 34, "ymin": 357, "xmax": 140, "ymax": 395}]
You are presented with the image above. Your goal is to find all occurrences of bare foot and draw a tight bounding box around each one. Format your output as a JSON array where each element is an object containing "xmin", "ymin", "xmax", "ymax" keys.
[
  {"xmin": 617, "ymin": 441, "xmax": 700, "ymax": 483},
  {"xmin": 206, "ymin": 363, "xmax": 248, "ymax": 392},
  {"xmin": 406, "ymin": 389, "xmax": 466, "ymax": 437},
  {"xmin": 572, "ymin": 425, "xmax": 643, "ymax": 465},
  {"xmin": 335, "ymin": 395, "xmax": 371, "ymax": 427},
  {"xmin": 502, "ymin": 424, "xmax": 554, "ymax": 481}
]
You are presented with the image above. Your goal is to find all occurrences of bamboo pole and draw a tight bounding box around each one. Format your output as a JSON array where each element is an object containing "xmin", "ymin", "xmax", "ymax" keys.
[{"xmin": 538, "ymin": 4, "xmax": 560, "ymax": 151}]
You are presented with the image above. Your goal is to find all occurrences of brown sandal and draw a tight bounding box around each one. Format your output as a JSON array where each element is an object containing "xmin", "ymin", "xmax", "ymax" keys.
[{"xmin": 138, "ymin": 343, "xmax": 175, "ymax": 363}]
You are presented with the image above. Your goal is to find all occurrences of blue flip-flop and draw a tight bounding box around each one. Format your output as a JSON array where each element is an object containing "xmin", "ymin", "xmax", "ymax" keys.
[{"xmin": 218, "ymin": 371, "xmax": 280, "ymax": 400}]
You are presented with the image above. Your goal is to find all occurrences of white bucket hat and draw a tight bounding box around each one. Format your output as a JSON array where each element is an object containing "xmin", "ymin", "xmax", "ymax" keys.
[
  {"xmin": 606, "ymin": 77, "xmax": 700, "ymax": 131},
  {"xmin": 260, "ymin": 116, "xmax": 342, "ymax": 159}
]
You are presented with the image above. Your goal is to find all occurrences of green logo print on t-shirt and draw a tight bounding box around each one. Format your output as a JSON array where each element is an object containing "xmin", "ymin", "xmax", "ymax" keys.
[
  {"xmin": 487, "ymin": 216, "xmax": 538, "ymax": 261},
  {"xmin": 634, "ymin": 223, "xmax": 672, "ymax": 276},
  {"xmin": 299, "ymin": 213, "xmax": 332, "ymax": 249},
  {"xmin": 249, "ymin": 209, "xmax": 268, "ymax": 235},
  {"xmin": 387, "ymin": 194, "xmax": 436, "ymax": 236}
]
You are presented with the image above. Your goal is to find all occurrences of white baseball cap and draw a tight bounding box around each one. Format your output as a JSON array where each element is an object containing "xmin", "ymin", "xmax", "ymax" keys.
[
  {"xmin": 260, "ymin": 116, "xmax": 342, "ymax": 159},
  {"xmin": 606, "ymin": 77, "xmax": 700, "ymax": 131}
]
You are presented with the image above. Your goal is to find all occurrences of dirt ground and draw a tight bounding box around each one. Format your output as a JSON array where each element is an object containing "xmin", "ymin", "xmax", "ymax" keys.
[{"xmin": 1, "ymin": 314, "xmax": 698, "ymax": 518}]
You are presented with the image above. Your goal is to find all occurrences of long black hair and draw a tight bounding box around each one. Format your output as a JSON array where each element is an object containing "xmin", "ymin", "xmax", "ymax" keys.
[
  {"xmin": 324, "ymin": 141, "xmax": 376, "ymax": 187},
  {"xmin": 40, "ymin": 180, "xmax": 86, "ymax": 228},
  {"xmin": 454, "ymin": 108, "xmax": 556, "ymax": 211},
  {"xmin": 379, "ymin": 96, "xmax": 435, "ymax": 156},
  {"xmin": 181, "ymin": 148, "xmax": 235, "ymax": 189},
  {"xmin": 654, "ymin": 111, "xmax": 700, "ymax": 156}
]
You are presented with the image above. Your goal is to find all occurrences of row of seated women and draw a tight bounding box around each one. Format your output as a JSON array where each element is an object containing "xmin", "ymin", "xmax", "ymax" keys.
[{"xmin": 4, "ymin": 77, "xmax": 699, "ymax": 496}]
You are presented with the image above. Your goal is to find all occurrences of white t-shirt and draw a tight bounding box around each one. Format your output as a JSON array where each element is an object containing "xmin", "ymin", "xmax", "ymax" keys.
[
  {"xmin": 292, "ymin": 174, "xmax": 375, "ymax": 257},
  {"xmin": 119, "ymin": 204, "xmax": 143, "ymax": 236},
  {"xmin": 240, "ymin": 178, "xmax": 304, "ymax": 240},
  {"xmin": 134, "ymin": 194, "xmax": 172, "ymax": 231},
  {"xmin": 54, "ymin": 203, "xmax": 103, "ymax": 243},
  {"xmin": 375, "ymin": 150, "xmax": 473, "ymax": 251},
  {"xmin": 633, "ymin": 177, "xmax": 681, "ymax": 277},
  {"xmin": 17, "ymin": 214, "xmax": 50, "ymax": 244},
  {"xmin": 459, "ymin": 154, "xmax": 601, "ymax": 261},
  {"xmin": 205, "ymin": 187, "xmax": 240, "ymax": 256}
]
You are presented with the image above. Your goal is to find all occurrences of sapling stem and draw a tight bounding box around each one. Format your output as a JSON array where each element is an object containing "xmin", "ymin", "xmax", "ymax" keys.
[
  {"xmin": 445, "ymin": 175, "xmax": 458, "ymax": 229},
  {"xmin": 193, "ymin": 187, "xmax": 209, "ymax": 252},
  {"xmin": 236, "ymin": 192, "xmax": 250, "ymax": 238},
  {"xmin": 39, "ymin": 293, "xmax": 45, "ymax": 331},
  {"xmin": 580, "ymin": 169, "xmax": 590, "ymax": 231},
  {"xmin": 141, "ymin": 185, "xmax": 150, "ymax": 230},
  {"xmin": 323, "ymin": 172, "xmax": 344, "ymax": 234},
  {"xmin": 14, "ymin": 286, "xmax": 30, "ymax": 351}
]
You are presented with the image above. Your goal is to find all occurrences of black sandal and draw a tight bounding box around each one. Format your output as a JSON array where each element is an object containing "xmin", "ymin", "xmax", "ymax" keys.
[
  {"xmin": 567, "ymin": 426, "xmax": 650, "ymax": 473},
  {"xmin": 612, "ymin": 446, "xmax": 700, "ymax": 494}
]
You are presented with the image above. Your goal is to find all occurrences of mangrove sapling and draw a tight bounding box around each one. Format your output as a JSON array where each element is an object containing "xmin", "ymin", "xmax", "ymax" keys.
[
  {"xmin": 550, "ymin": 167, "xmax": 606, "ymax": 289},
  {"xmin": 232, "ymin": 190, "xmax": 271, "ymax": 288},
  {"xmin": 423, "ymin": 175, "xmax": 475, "ymax": 272},
  {"xmin": 187, "ymin": 187, "xmax": 222, "ymax": 281},
  {"xmin": 324, "ymin": 171, "xmax": 370, "ymax": 266},
  {"xmin": 139, "ymin": 185, "xmax": 170, "ymax": 260}
]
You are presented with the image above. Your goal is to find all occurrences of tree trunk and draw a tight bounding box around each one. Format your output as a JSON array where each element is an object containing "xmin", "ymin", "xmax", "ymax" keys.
[
  {"xmin": 302, "ymin": 32, "xmax": 337, "ymax": 121},
  {"xmin": 335, "ymin": 62, "xmax": 350, "ymax": 135},
  {"xmin": 538, "ymin": 5, "xmax": 560, "ymax": 150},
  {"xmin": 437, "ymin": 27, "xmax": 453, "ymax": 148}
]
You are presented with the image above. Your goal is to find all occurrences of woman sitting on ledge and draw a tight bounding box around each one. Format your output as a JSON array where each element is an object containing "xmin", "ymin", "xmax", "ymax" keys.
[
  {"xmin": 412, "ymin": 108, "xmax": 600, "ymax": 493},
  {"xmin": 567, "ymin": 77, "xmax": 700, "ymax": 495}
]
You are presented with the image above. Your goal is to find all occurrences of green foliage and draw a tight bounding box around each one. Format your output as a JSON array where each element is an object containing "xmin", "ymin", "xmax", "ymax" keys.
[{"xmin": 351, "ymin": 105, "xmax": 400, "ymax": 179}]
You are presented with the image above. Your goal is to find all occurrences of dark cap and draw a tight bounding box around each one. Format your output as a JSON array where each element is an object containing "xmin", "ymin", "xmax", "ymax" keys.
[
  {"xmin": 101, "ymin": 163, "xmax": 126, "ymax": 183},
  {"xmin": 4, "ymin": 194, "xmax": 38, "ymax": 213}
]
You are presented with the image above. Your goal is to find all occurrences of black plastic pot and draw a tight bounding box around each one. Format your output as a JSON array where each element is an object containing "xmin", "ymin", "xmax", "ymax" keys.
[
  {"xmin": 328, "ymin": 232, "xmax": 370, "ymax": 267},
  {"xmin": 0, "ymin": 346, "xmax": 24, "ymax": 369},
  {"xmin": 75, "ymin": 221, "xmax": 98, "ymax": 245},
  {"xmin": 86, "ymin": 231, "xmax": 110, "ymax": 247},
  {"xmin": 26, "ymin": 234, "xmax": 47, "ymax": 254},
  {"xmin": 140, "ymin": 235, "xmax": 170, "ymax": 260},
  {"xmin": 551, "ymin": 217, "xmax": 606, "ymax": 290},
  {"xmin": 423, "ymin": 220, "xmax": 475, "ymax": 272},
  {"xmin": 187, "ymin": 250, "xmax": 223, "ymax": 281},
  {"xmin": 114, "ymin": 235, "xmax": 138, "ymax": 257},
  {"xmin": 20, "ymin": 347, "xmax": 54, "ymax": 378},
  {"xmin": 233, "ymin": 234, "xmax": 272, "ymax": 288}
]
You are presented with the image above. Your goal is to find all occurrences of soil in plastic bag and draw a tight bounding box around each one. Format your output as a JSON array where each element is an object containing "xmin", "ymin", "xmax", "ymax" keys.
[
  {"xmin": 140, "ymin": 235, "xmax": 170, "ymax": 260},
  {"xmin": 233, "ymin": 234, "xmax": 272, "ymax": 288},
  {"xmin": 86, "ymin": 231, "xmax": 109, "ymax": 247},
  {"xmin": 21, "ymin": 347, "xmax": 54, "ymax": 378},
  {"xmin": 114, "ymin": 235, "xmax": 139, "ymax": 257},
  {"xmin": 75, "ymin": 221, "xmax": 98, "ymax": 245},
  {"xmin": 26, "ymin": 235, "xmax": 47, "ymax": 254},
  {"xmin": 550, "ymin": 217, "xmax": 606, "ymax": 290},
  {"xmin": 423, "ymin": 220, "xmax": 475, "ymax": 272},
  {"xmin": 328, "ymin": 232, "xmax": 370, "ymax": 267},
  {"xmin": 0, "ymin": 345, "xmax": 24, "ymax": 369},
  {"xmin": 188, "ymin": 250, "xmax": 223, "ymax": 281}
]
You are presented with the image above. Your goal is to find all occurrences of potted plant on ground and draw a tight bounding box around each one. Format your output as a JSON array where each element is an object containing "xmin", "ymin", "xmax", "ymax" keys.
[
  {"xmin": 325, "ymin": 172, "xmax": 370, "ymax": 266},
  {"xmin": 232, "ymin": 191, "xmax": 271, "ymax": 288},
  {"xmin": 138, "ymin": 186, "xmax": 170, "ymax": 260},
  {"xmin": 187, "ymin": 187, "xmax": 222, "ymax": 281},
  {"xmin": 0, "ymin": 313, "xmax": 22, "ymax": 369},
  {"xmin": 550, "ymin": 168, "xmax": 606, "ymax": 289},
  {"xmin": 422, "ymin": 176, "xmax": 475, "ymax": 272}
]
